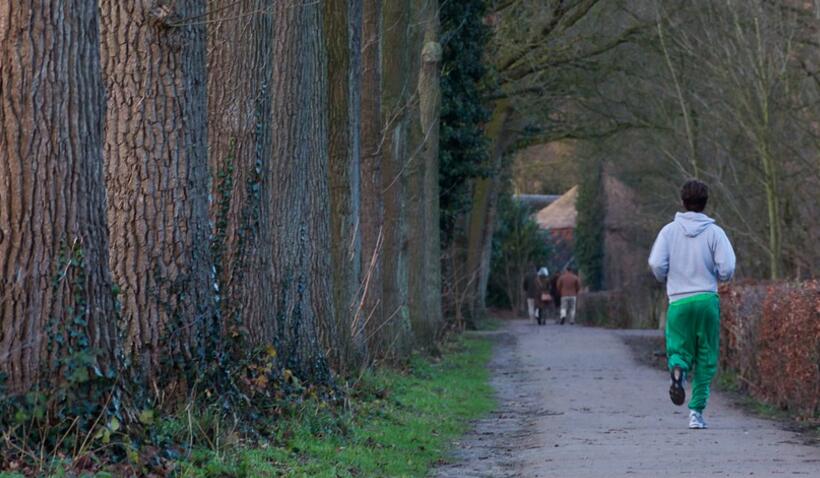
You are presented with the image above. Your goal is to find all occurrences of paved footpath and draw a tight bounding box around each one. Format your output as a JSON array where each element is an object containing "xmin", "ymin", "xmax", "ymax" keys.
[{"xmin": 434, "ymin": 319, "xmax": 819, "ymax": 478}]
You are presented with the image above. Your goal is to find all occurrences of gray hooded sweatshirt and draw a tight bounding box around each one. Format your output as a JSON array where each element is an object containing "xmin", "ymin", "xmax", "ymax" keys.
[{"xmin": 648, "ymin": 212, "xmax": 736, "ymax": 302}]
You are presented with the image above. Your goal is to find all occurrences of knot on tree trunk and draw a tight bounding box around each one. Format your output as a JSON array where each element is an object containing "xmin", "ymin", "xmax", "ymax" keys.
[
  {"xmin": 421, "ymin": 41, "xmax": 442, "ymax": 65},
  {"xmin": 147, "ymin": 0, "xmax": 181, "ymax": 27}
]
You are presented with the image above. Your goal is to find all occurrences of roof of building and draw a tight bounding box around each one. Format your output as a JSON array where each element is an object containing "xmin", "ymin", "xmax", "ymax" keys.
[
  {"xmin": 513, "ymin": 194, "xmax": 561, "ymax": 211},
  {"xmin": 535, "ymin": 185, "xmax": 578, "ymax": 230}
]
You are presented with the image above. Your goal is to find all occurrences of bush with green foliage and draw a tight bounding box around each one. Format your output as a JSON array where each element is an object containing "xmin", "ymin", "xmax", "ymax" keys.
[{"xmin": 488, "ymin": 195, "xmax": 552, "ymax": 310}]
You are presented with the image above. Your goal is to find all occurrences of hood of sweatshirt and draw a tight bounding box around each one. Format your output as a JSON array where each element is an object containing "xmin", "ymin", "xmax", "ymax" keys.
[{"xmin": 674, "ymin": 212, "xmax": 715, "ymax": 237}]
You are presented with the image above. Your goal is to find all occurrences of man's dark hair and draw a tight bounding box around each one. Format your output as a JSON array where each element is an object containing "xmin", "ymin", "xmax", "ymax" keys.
[{"xmin": 681, "ymin": 179, "xmax": 709, "ymax": 212}]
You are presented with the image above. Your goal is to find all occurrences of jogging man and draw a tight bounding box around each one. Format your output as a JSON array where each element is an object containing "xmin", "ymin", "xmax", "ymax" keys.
[{"xmin": 648, "ymin": 180, "xmax": 735, "ymax": 429}]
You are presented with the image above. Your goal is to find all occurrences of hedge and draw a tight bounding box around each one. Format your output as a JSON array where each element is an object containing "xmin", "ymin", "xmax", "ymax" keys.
[{"xmin": 720, "ymin": 280, "xmax": 819, "ymax": 418}]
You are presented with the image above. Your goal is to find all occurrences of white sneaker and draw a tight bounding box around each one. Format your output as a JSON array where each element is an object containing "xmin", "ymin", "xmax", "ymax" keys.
[{"xmin": 688, "ymin": 410, "xmax": 708, "ymax": 429}]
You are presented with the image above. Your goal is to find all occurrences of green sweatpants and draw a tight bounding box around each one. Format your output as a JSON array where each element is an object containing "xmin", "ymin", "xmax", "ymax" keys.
[{"xmin": 665, "ymin": 293, "xmax": 720, "ymax": 413}]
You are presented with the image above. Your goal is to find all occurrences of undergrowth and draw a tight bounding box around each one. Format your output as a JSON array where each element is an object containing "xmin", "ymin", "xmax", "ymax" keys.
[
  {"xmin": 0, "ymin": 335, "xmax": 494, "ymax": 477},
  {"xmin": 176, "ymin": 335, "xmax": 494, "ymax": 477},
  {"xmin": 715, "ymin": 370, "xmax": 819, "ymax": 444}
]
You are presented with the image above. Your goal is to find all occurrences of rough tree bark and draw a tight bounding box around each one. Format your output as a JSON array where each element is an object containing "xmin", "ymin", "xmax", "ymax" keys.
[
  {"xmin": 0, "ymin": 0, "xmax": 118, "ymax": 392},
  {"xmin": 359, "ymin": 0, "xmax": 385, "ymax": 359},
  {"xmin": 326, "ymin": 0, "xmax": 366, "ymax": 371},
  {"xmin": 99, "ymin": 0, "xmax": 216, "ymax": 384},
  {"xmin": 465, "ymin": 102, "xmax": 513, "ymax": 320},
  {"xmin": 208, "ymin": 0, "xmax": 276, "ymax": 347},
  {"xmin": 381, "ymin": 0, "xmax": 413, "ymax": 358},
  {"xmin": 269, "ymin": 0, "xmax": 332, "ymax": 382},
  {"xmin": 407, "ymin": 0, "xmax": 443, "ymax": 346}
]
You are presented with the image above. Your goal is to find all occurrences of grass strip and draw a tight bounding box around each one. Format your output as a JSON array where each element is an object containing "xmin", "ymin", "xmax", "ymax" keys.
[{"xmin": 176, "ymin": 335, "xmax": 495, "ymax": 477}]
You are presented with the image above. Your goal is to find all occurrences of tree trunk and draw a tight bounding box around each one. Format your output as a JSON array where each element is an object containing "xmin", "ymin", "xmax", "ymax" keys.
[
  {"xmin": 464, "ymin": 178, "xmax": 489, "ymax": 325},
  {"xmin": 0, "ymin": 0, "xmax": 118, "ymax": 392},
  {"xmin": 381, "ymin": 0, "xmax": 413, "ymax": 359},
  {"xmin": 407, "ymin": 0, "xmax": 443, "ymax": 346},
  {"xmin": 99, "ymin": 0, "xmax": 216, "ymax": 385},
  {"xmin": 359, "ymin": 0, "xmax": 385, "ymax": 359},
  {"xmin": 760, "ymin": 141, "xmax": 782, "ymax": 280},
  {"xmin": 207, "ymin": 1, "xmax": 276, "ymax": 348},
  {"xmin": 326, "ymin": 0, "xmax": 366, "ymax": 372},
  {"xmin": 466, "ymin": 102, "xmax": 512, "ymax": 320},
  {"xmin": 269, "ymin": 0, "xmax": 332, "ymax": 382}
]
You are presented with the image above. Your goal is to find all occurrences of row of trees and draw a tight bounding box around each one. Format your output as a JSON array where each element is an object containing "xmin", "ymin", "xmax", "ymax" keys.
[
  {"xmin": 6, "ymin": 0, "xmax": 811, "ymax": 401},
  {"xmin": 0, "ymin": 0, "xmax": 468, "ymax": 400}
]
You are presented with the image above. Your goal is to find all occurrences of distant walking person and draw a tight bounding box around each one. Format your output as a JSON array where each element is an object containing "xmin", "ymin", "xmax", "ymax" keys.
[
  {"xmin": 556, "ymin": 267, "xmax": 581, "ymax": 325},
  {"xmin": 648, "ymin": 180, "xmax": 736, "ymax": 429},
  {"xmin": 523, "ymin": 266, "xmax": 541, "ymax": 323},
  {"xmin": 549, "ymin": 271, "xmax": 561, "ymax": 319},
  {"xmin": 535, "ymin": 267, "xmax": 551, "ymax": 325}
]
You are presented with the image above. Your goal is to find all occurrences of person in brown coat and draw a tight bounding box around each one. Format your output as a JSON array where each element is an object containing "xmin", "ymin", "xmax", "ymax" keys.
[{"xmin": 556, "ymin": 267, "xmax": 581, "ymax": 325}]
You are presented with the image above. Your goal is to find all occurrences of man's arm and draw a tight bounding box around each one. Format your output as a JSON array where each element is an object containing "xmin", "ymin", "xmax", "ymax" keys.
[
  {"xmin": 713, "ymin": 228, "xmax": 736, "ymax": 282},
  {"xmin": 648, "ymin": 228, "xmax": 670, "ymax": 282}
]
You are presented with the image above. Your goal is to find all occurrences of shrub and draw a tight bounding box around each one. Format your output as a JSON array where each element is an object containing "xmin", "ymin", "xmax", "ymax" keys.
[
  {"xmin": 576, "ymin": 288, "xmax": 661, "ymax": 329},
  {"xmin": 575, "ymin": 291, "xmax": 629, "ymax": 328},
  {"xmin": 488, "ymin": 195, "xmax": 552, "ymax": 311},
  {"xmin": 720, "ymin": 280, "xmax": 819, "ymax": 418}
]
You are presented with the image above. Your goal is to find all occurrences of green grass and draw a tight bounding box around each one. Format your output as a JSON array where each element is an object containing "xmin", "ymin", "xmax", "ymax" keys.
[
  {"xmin": 715, "ymin": 370, "xmax": 742, "ymax": 393},
  {"xmin": 473, "ymin": 316, "xmax": 502, "ymax": 331},
  {"xmin": 177, "ymin": 335, "xmax": 495, "ymax": 477},
  {"xmin": 715, "ymin": 370, "xmax": 787, "ymax": 419}
]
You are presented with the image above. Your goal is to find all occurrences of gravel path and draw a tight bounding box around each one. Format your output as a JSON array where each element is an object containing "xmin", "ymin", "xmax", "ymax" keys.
[{"xmin": 433, "ymin": 319, "xmax": 819, "ymax": 478}]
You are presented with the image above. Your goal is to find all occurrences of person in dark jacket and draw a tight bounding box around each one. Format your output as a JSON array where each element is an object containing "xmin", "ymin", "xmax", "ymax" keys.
[
  {"xmin": 549, "ymin": 272, "xmax": 561, "ymax": 319},
  {"xmin": 522, "ymin": 266, "xmax": 540, "ymax": 323},
  {"xmin": 534, "ymin": 267, "xmax": 551, "ymax": 324}
]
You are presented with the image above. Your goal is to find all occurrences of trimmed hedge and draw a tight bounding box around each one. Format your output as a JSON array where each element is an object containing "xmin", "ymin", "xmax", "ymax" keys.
[{"xmin": 720, "ymin": 280, "xmax": 819, "ymax": 418}]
